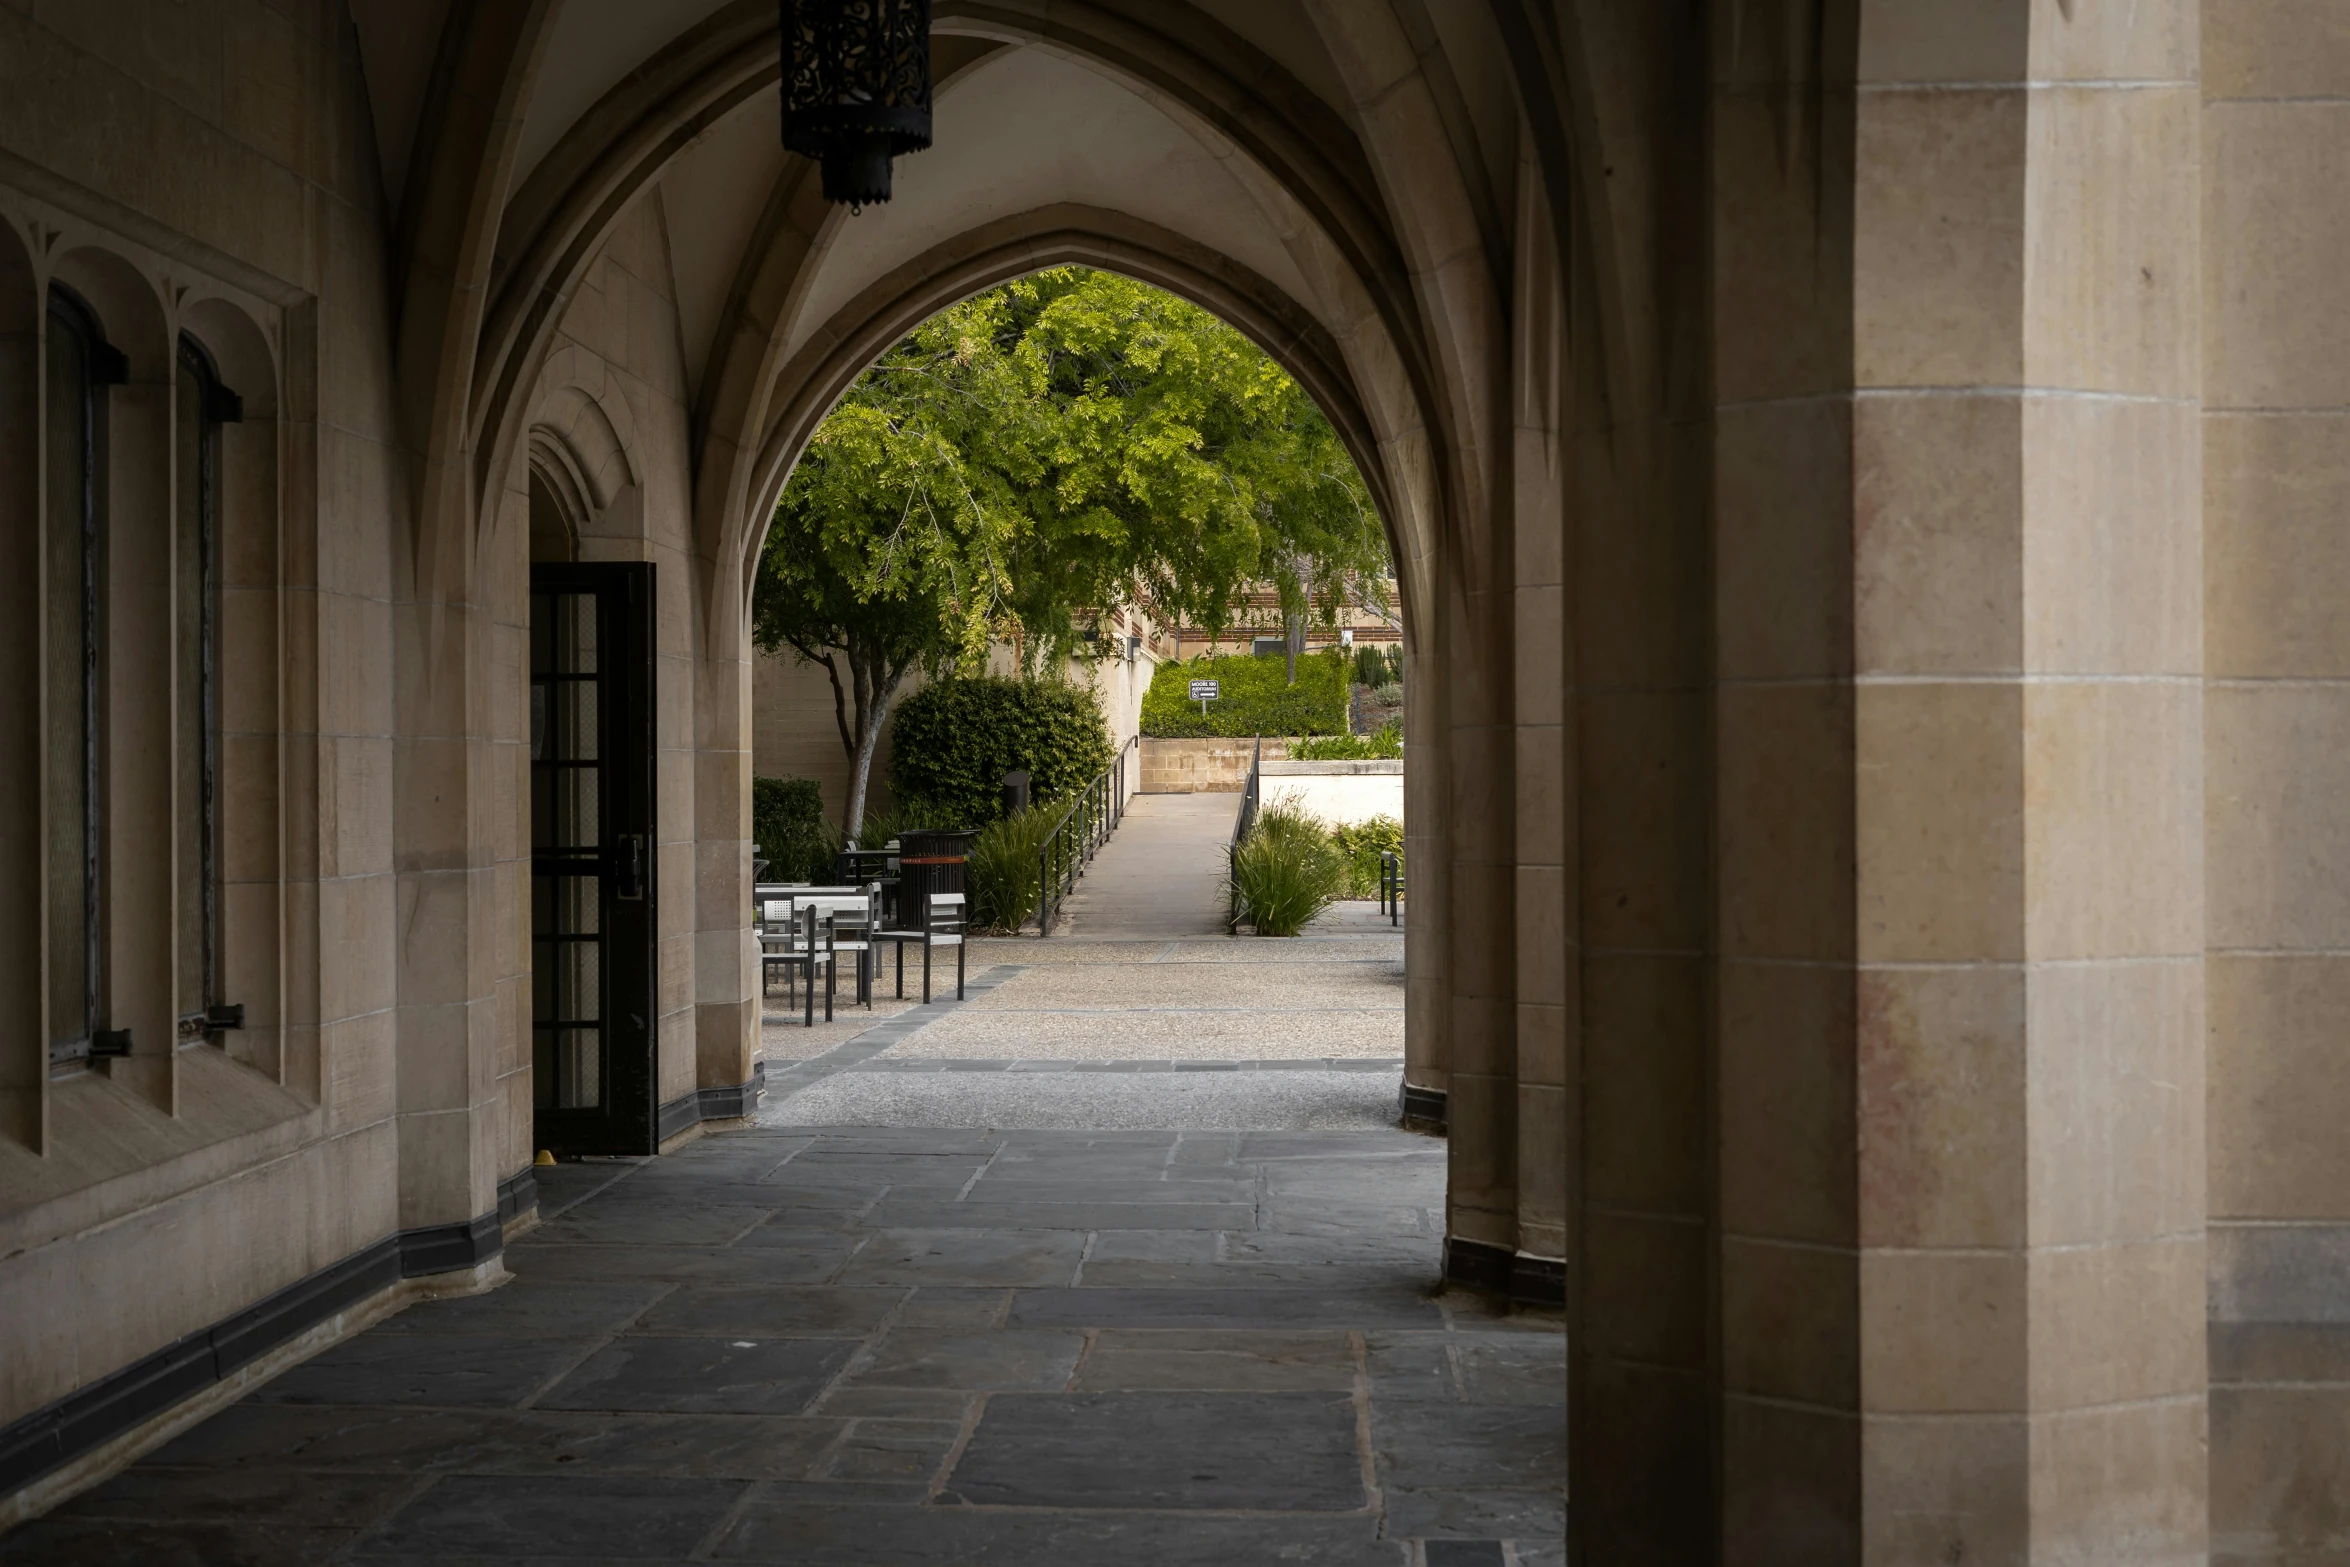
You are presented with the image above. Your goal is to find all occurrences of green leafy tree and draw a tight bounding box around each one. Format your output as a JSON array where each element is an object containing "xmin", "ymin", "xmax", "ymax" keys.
[{"xmin": 753, "ymin": 266, "xmax": 1390, "ymax": 834}]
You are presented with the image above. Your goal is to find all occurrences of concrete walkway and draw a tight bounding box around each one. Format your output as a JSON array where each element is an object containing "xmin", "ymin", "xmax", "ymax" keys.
[
  {"xmin": 1052, "ymin": 793, "xmax": 1239, "ymax": 937},
  {"xmin": 8, "ymin": 1127, "xmax": 1565, "ymax": 1564}
]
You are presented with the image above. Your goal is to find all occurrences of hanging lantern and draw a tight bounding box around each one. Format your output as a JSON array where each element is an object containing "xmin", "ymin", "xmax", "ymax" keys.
[{"xmin": 779, "ymin": 0, "xmax": 933, "ymax": 212}]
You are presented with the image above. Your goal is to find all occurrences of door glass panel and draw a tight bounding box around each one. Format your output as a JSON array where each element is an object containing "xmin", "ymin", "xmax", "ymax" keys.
[{"xmin": 531, "ymin": 590, "xmax": 605, "ymax": 1113}]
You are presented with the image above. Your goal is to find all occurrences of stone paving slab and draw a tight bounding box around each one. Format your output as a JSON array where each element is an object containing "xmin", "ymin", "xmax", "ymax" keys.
[
  {"xmin": 958, "ymin": 962, "xmax": 1403, "ymax": 1012},
  {"xmin": 764, "ymin": 1068, "xmax": 1404, "ymax": 1130},
  {"xmin": 941, "ymin": 1390, "xmax": 1368, "ymax": 1510},
  {"xmin": 882, "ymin": 1007, "xmax": 1404, "ymax": 1058},
  {"xmin": 1, "ymin": 1125, "xmax": 1561, "ymax": 1565}
]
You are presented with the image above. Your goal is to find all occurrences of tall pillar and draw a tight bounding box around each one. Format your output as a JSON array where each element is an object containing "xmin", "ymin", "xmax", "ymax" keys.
[
  {"xmin": 2200, "ymin": 4, "xmax": 2350, "ymax": 1552},
  {"xmin": 1711, "ymin": 0, "xmax": 2204, "ymax": 1557}
]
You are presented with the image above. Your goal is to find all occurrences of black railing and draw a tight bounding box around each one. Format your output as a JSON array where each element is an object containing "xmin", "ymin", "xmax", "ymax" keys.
[
  {"xmin": 1226, "ymin": 734, "xmax": 1263, "ymax": 931},
  {"xmin": 1379, "ymin": 850, "xmax": 1404, "ymax": 926},
  {"xmin": 1037, "ymin": 734, "xmax": 1139, "ymax": 936}
]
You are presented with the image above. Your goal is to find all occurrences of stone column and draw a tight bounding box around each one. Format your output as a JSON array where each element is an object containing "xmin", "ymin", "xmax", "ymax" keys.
[
  {"xmin": 2201, "ymin": 6, "xmax": 2350, "ymax": 1552},
  {"xmin": 692, "ymin": 554, "xmax": 758, "ymax": 1109},
  {"xmin": 1711, "ymin": 1, "xmax": 2204, "ymax": 1556}
]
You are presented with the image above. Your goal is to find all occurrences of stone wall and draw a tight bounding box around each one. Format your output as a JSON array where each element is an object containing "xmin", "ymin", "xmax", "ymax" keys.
[
  {"xmin": 1139, "ymin": 737, "xmax": 1294, "ymax": 793},
  {"xmin": 0, "ymin": 0, "xmax": 410, "ymax": 1463}
]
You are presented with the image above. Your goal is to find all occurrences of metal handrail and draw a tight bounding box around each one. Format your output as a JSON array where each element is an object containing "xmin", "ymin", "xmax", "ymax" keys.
[
  {"xmin": 1227, "ymin": 734, "xmax": 1263, "ymax": 931},
  {"xmin": 1036, "ymin": 734, "xmax": 1141, "ymax": 936},
  {"xmin": 1379, "ymin": 850, "xmax": 1404, "ymax": 926}
]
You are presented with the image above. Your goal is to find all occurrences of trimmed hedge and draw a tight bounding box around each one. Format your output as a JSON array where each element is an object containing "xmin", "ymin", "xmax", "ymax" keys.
[
  {"xmin": 752, "ymin": 776, "xmax": 834, "ymax": 881},
  {"xmin": 887, "ymin": 676, "xmax": 1115, "ymax": 828},
  {"xmin": 1291, "ymin": 722, "xmax": 1401, "ymax": 761},
  {"xmin": 1139, "ymin": 649, "xmax": 1348, "ymax": 738}
]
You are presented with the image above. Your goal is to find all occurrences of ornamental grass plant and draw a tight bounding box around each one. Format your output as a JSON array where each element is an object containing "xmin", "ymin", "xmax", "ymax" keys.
[
  {"xmin": 1230, "ymin": 796, "xmax": 1349, "ymax": 936},
  {"xmin": 1329, "ymin": 814, "xmax": 1404, "ymax": 898},
  {"xmin": 967, "ymin": 804, "xmax": 1062, "ymax": 932}
]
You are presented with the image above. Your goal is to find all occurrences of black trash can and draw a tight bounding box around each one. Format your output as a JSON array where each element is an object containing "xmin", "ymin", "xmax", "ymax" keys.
[{"xmin": 897, "ymin": 829, "xmax": 976, "ymax": 928}]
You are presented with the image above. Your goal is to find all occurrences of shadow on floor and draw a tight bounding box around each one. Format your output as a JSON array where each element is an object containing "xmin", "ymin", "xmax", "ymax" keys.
[{"xmin": 6, "ymin": 1125, "xmax": 1564, "ymax": 1565}]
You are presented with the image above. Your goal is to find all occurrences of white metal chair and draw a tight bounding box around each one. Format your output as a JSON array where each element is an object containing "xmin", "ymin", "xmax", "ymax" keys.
[
  {"xmin": 761, "ymin": 901, "xmax": 835, "ymax": 1026},
  {"xmin": 875, "ymin": 890, "xmax": 966, "ymax": 1004}
]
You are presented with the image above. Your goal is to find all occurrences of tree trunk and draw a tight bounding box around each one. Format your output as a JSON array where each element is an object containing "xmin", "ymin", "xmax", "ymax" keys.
[
  {"xmin": 840, "ymin": 640, "xmax": 912, "ymax": 845},
  {"xmin": 1284, "ymin": 604, "xmax": 1306, "ymax": 686}
]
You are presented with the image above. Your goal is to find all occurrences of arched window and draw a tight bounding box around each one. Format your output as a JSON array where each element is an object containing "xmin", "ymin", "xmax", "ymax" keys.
[
  {"xmin": 175, "ymin": 336, "xmax": 237, "ymax": 1037},
  {"xmin": 45, "ymin": 286, "xmax": 121, "ymax": 1072}
]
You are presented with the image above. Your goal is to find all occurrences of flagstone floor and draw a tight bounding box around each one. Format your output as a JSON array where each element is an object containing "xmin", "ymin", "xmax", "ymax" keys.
[{"xmin": 3, "ymin": 1124, "xmax": 1565, "ymax": 1565}]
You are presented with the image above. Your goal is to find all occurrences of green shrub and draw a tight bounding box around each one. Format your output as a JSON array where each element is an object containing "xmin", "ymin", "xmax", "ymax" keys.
[
  {"xmin": 1290, "ymin": 722, "xmax": 1402, "ymax": 762},
  {"xmin": 1351, "ymin": 643, "xmax": 1387, "ymax": 687},
  {"xmin": 1229, "ymin": 798, "xmax": 1348, "ymax": 936},
  {"xmin": 1370, "ymin": 681, "xmax": 1403, "ymax": 707},
  {"xmin": 1330, "ymin": 814, "xmax": 1404, "ymax": 899},
  {"xmin": 967, "ymin": 805, "xmax": 1061, "ymax": 932},
  {"xmin": 752, "ymin": 776, "xmax": 836, "ymax": 881},
  {"xmin": 888, "ymin": 677, "xmax": 1115, "ymax": 827},
  {"xmin": 1140, "ymin": 649, "xmax": 1348, "ymax": 738}
]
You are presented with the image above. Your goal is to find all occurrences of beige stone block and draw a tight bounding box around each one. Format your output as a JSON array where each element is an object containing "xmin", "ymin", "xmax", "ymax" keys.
[
  {"xmin": 2022, "ymin": 680, "xmax": 2202, "ymax": 961},
  {"xmin": 1711, "ymin": 92, "xmax": 1856, "ymax": 405},
  {"xmin": 216, "ymin": 585, "xmax": 279, "ymax": 735},
  {"xmin": 395, "ymin": 1106, "xmax": 477, "ymax": 1230},
  {"xmin": 317, "ymin": 870, "xmax": 394, "ymax": 1024},
  {"xmin": 2024, "ymin": 397, "xmax": 2200, "ymax": 676},
  {"xmin": 1715, "ymin": 396, "xmax": 1854, "ymax": 681},
  {"xmin": 2035, "ymin": 0, "xmax": 2199, "ymax": 81},
  {"xmin": 218, "ymin": 878, "xmax": 280, "ymax": 1024},
  {"xmin": 1575, "ymin": 449, "xmax": 1709, "ymax": 691},
  {"xmin": 1856, "ymin": 87, "xmax": 2026, "ymax": 389},
  {"xmin": 1853, "ymin": 392, "xmax": 2022, "ymax": 676},
  {"xmin": 1723, "ymin": 1235, "xmax": 1859, "ymax": 1409},
  {"xmin": 1861, "ymin": 1413, "xmax": 2031, "ymax": 1565},
  {"xmin": 1579, "ymin": 690, "xmax": 1708, "ymax": 953},
  {"xmin": 2212, "ymin": 1384, "xmax": 2350, "ymax": 1555},
  {"xmin": 1514, "ymin": 1080, "xmax": 1566, "ymax": 1248},
  {"xmin": 1446, "ymin": 991, "xmax": 1515, "ymax": 1082},
  {"xmin": 322, "ymin": 1006, "xmax": 393, "ymax": 1133},
  {"xmin": 1513, "ymin": 864, "xmax": 1567, "ymax": 1008},
  {"xmin": 2205, "ymin": 683, "xmax": 2350, "ymax": 950},
  {"xmin": 1860, "ymin": 1249, "xmax": 2028, "ymax": 1412},
  {"xmin": 1584, "ymin": 1209, "xmax": 1708, "ymax": 1372},
  {"xmin": 2209, "ymin": 954, "xmax": 2350, "ymax": 1221},
  {"xmin": 1721, "ymin": 1396, "xmax": 1860, "ymax": 1562},
  {"xmin": 2205, "ymin": 0, "xmax": 2350, "ymax": 100},
  {"xmin": 2205, "ymin": 101, "xmax": 2350, "ymax": 411},
  {"xmin": 2027, "ymin": 957, "xmax": 2204, "ymax": 1243},
  {"xmin": 1856, "ymin": 682, "xmax": 2025, "ymax": 963},
  {"xmin": 2027, "ymin": 1395, "xmax": 2208, "ymax": 1564},
  {"xmin": 1857, "ymin": 0, "xmax": 2027, "ymax": 83},
  {"xmin": 2028, "ymin": 1239, "xmax": 2205, "ymax": 1411},
  {"xmin": 1511, "ymin": 720, "xmax": 1567, "ymax": 869},
  {"xmin": 393, "ymin": 735, "xmax": 469, "ymax": 876},
  {"xmin": 1586, "ymin": 952, "xmax": 1706, "ymax": 1220},
  {"xmin": 2206, "ymin": 412, "xmax": 2350, "ymax": 679},
  {"xmin": 1721, "ymin": 959, "xmax": 1856, "ymax": 1247},
  {"xmin": 1445, "ymin": 1068, "xmax": 1516, "ymax": 1230},
  {"xmin": 395, "ymin": 869, "xmax": 474, "ymax": 1009},
  {"xmin": 1857, "ymin": 964, "xmax": 2027, "ymax": 1250},
  {"xmin": 1514, "ymin": 998, "xmax": 1568, "ymax": 1090},
  {"xmin": 319, "ymin": 588, "xmax": 391, "ymax": 740},
  {"xmin": 1512, "ymin": 584, "xmax": 1564, "ymax": 730},
  {"xmin": 321, "ymin": 734, "xmax": 392, "ymax": 881},
  {"xmin": 219, "ymin": 732, "xmax": 280, "ymax": 882},
  {"xmin": 2023, "ymin": 85, "xmax": 2201, "ymax": 398}
]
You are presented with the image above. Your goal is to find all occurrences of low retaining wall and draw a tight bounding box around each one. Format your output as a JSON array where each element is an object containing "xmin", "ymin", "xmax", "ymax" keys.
[{"xmin": 1139, "ymin": 737, "xmax": 1291, "ymax": 792}]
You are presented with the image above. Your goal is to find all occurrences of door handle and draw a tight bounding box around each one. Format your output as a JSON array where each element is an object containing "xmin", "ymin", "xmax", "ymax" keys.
[{"xmin": 616, "ymin": 833, "xmax": 648, "ymax": 900}]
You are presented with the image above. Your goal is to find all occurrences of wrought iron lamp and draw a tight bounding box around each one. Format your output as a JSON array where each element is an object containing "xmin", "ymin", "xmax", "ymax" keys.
[{"xmin": 779, "ymin": 0, "xmax": 933, "ymax": 211}]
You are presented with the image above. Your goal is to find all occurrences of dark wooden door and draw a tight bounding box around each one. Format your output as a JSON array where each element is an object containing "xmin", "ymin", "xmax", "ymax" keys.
[{"xmin": 529, "ymin": 563, "xmax": 657, "ymax": 1156}]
